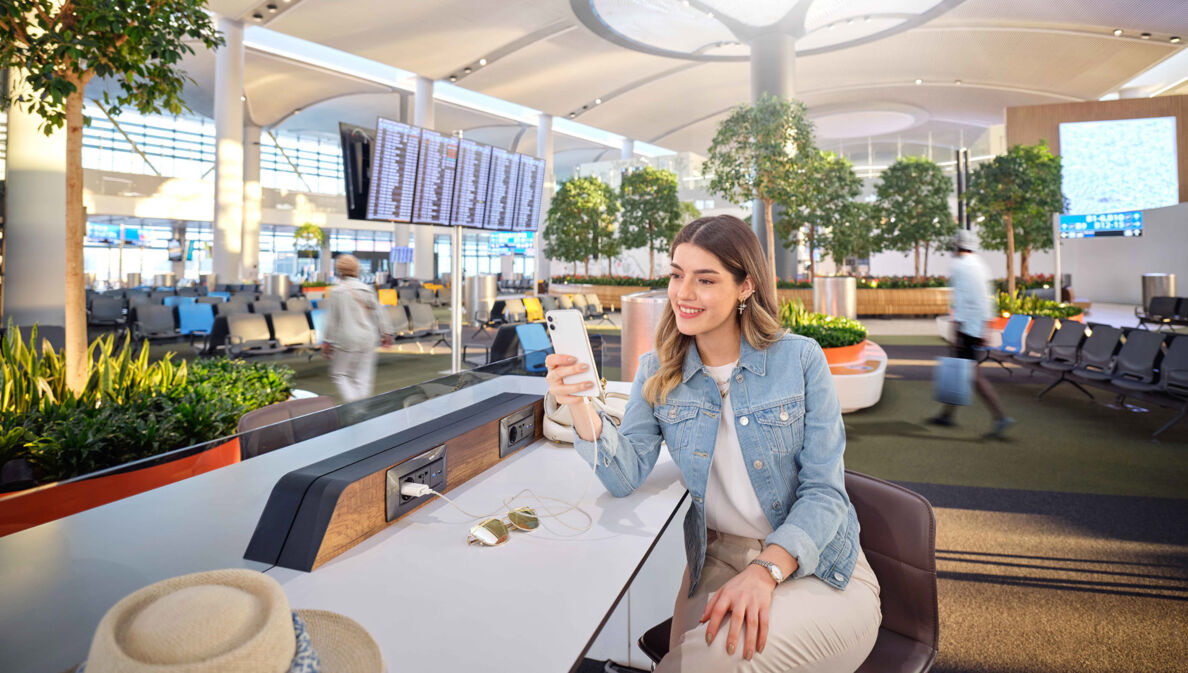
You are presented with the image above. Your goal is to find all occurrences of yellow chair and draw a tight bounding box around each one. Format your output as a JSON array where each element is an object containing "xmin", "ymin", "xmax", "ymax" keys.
[
  {"xmin": 378, "ymin": 288, "xmax": 399, "ymax": 306},
  {"xmin": 523, "ymin": 296, "xmax": 544, "ymax": 322}
]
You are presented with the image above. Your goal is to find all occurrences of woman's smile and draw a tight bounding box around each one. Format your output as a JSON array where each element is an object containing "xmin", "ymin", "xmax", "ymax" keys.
[{"xmin": 677, "ymin": 304, "xmax": 706, "ymax": 319}]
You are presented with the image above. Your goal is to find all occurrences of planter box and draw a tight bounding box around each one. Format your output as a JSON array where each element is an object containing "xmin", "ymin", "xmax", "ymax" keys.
[
  {"xmin": 822, "ymin": 340, "xmax": 868, "ymax": 365},
  {"xmin": 551, "ymin": 284, "xmax": 658, "ymax": 311},
  {"xmin": 0, "ymin": 438, "xmax": 240, "ymax": 537}
]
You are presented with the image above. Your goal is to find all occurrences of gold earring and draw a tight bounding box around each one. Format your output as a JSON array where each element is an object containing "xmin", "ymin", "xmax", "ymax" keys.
[{"xmin": 738, "ymin": 299, "xmax": 747, "ymax": 315}]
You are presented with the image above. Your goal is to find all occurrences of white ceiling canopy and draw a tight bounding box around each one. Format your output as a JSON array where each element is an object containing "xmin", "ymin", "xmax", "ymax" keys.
[{"xmin": 699, "ymin": 0, "xmax": 804, "ymax": 28}]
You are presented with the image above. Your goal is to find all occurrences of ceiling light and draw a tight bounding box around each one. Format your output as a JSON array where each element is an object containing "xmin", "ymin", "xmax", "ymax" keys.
[
  {"xmin": 706, "ymin": 11, "xmax": 713, "ymax": 18},
  {"xmin": 595, "ymin": 98, "xmax": 602, "ymax": 105},
  {"xmin": 1112, "ymin": 28, "xmax": 1123, "ymax": 36},
  {"xmin": 914, "ymin": 78, "xmax": 923, "ymax": 85},
  {"xmin": 954, "ymin": 79, "xmax": 962, "ymax": 85},
  {"xmin": 267, "ymin": 3, "xmax": 278, "ymax": 13},
  {"xmin": 1172, "ymin": 36, "xmax": 1182, "ymax": 44},
  {"xmin": 568, "ymin": 112, "xmax": 576, "ymax": 118},
  {"xmin": 478, "ymin": 58, "xmax": 487, "ymax": 66},
  {"xmin": 449, "ymin": 75, "xmax": 457, "ymax": 82},
  {"xmin": 464, "ymin": 67, "xmax": 471, "ymax": 74},
  {"xmin": 240, "ymin": 95, "xmax": 246, "ymax": 101},
  {"xmin": 1141, "ymin": 32, "xmax": 1151, "ymax": 39},
  {"xmin": 252, "ymin": 12, "xmax": 263, "ymax": 20}
]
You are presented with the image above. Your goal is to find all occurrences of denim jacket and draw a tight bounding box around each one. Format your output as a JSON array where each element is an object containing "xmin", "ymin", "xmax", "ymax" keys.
[{"xmin": 573, "ymin": 333, "xmax": 860, "ymax": 596}]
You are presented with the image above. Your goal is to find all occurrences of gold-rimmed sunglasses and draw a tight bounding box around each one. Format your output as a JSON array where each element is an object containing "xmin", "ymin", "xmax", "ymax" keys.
[{"xmin": 467, "ymin": 507, "xmax": 540, "ymax": 546}]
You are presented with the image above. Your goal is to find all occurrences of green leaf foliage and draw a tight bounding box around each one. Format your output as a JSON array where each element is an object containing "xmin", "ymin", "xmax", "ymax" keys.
[
  {"xmin": 0, "ymin": 0, "xmax": 224, "ymax": 133},
  {"xmin": 618, "ymin": 166, "xmax": 683, "ymax": 279},
  {"xmin": 875, "ymin": 156, "xmax": 956, "ymax": 278},
  {"xmin": 777, "ymin": 151, "xmax": 866, "ymax": 276},
  {"xmin": 706, "ymin": 94, "xmax": 817, "ymax": 209},
  {"xmin": 777, "ymin": 300, "xmax": 867, "ymax": 348},
  {"xmin": 995, "ymin": 290, "xmax": 1083, "ymax": 320},
  {"xmin": 0, "ymin": 326, "xmax": 293, "ymax": 485},
  {"xmin": 820, "ymin": 201, "xmax": 881, "ymax": 271},
  {"xmin": 294, "ymin": 223, "xmax": 326, "ymax": 250},
  {"xmin": 543, "ymin": 176, "xmax": 622, "ymax": 274}
]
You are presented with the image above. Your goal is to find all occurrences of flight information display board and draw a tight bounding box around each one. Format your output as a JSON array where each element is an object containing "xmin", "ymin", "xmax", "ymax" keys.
[
  {"xmin": 1059, "ymin": 210, "xmax": 1143, "ymax": 239},
  {"xmin": 412, "ymin": 130, "xmax": 459, "ymax": 226},
  {"xmin": 450, "ymin": 139, "xmax": 493, "ymax": 228},
  {"xmin": 365, "ymin": 118, "xmax": 421, "ymax": 222},
  {"xmin": 484, "ymin": 147, "xmax": 522, "ymax": 231},
  {"xmin": 511, "ymin": 156, "xmax": 546, "ymax": 232}
]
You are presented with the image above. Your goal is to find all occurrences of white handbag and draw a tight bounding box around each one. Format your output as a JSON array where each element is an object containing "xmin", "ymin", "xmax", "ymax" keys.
[{"xmin": 543, "ymin": 389, "xmax": 630, "ymax": 444}]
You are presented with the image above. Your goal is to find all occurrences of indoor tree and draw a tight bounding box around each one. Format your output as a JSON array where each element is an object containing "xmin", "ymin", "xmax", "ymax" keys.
[
  {"xmin": 819, "ymin": 201, "xmax": 880, "ymax": 275},
  {"xmin": 966, "ymin": 142, "xmax": 1065, "ymax": 290},
  {"xmin": 705, "ymin": 93, "xmax": 817, "ymax": 289},
  {"xmin": 875, "ymin": 156, "xmax": 956, "ymax": 280},
  {"xmin": 294, "ymin": 222, "xmax": 325, "ymax": 259},
  {"xmin": 618, "ymin": 166, "xmax": 682, "ymax": 279},
  {"xmin": 0, "ymin": 0, "xmax": 222, "ymax": 392},
  {"xmin": 777, "ymin": 151, "xmax": 862, "ymax": 279},
  {"xmin": 542, "ymin": 176, "xmax": 621, "ymax": 277}
]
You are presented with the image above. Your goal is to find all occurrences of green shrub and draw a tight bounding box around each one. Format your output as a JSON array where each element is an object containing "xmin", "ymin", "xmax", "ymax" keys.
[
  {"xmin": 0, "ymin": 328, "xmax": 293, "ymax": 485},
  {"xmin": 778, "ymin": 300, "xmax": 867, "ymax": 348},
  {"xmin": 996, "ymin": 290, "xmax": 1083, "ymax": 320}
]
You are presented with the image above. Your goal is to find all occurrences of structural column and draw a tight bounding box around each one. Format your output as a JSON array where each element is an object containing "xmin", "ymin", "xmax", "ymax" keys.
[
  {"xmin": 412, "ymin": 76, "xmax": 436, "ymax": 280},
  {"xmin": 749, "ymin": 30, "xmax": 798, "ymax": 281},
  {"xmin": 212, "ymin": 17, "xmax": 245, "ymax": 284},
  {"xmin": 534, "ymin": 113, "xmax": 555, "ymax": 291},
  {"xmin": 171, "ymin": 221, "xmax": 187, "ymax": 280},
  {"xmin": 241, "ymin": 123, "xmax": 262, "ymax": 281},
  {"xmin": 620, "ymin": 138, "xmax": 634, "ymax": 161},
  {"xmin": 2, "ymin": 70, "xmax": 67, "ymax": 325}
]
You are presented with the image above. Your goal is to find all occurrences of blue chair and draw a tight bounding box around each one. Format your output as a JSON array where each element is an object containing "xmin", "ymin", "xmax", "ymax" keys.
[
  {"xmin": 310, "ymin": 308, "xmax": 327, "ymax": 345},
  {"xmin": 209, "ymin": 291, "xmax": 231, "ymax": 300},
  {"xmin": 515, "ymin": 323, "xmax": 552, "ymax": 373},
  {"xmin": 979, "ymin": 314, "xmax": 1031, "ymax": 376},
  {"xmin": 177, "ymin": 303, "xmax": 215, "ymax": 346},
  {"xmin": 163, "ymin": 295, "xmax": 196, "ymax": 307}
]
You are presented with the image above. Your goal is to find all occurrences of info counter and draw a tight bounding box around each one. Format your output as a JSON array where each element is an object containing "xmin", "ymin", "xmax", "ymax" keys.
[{"xmin": 0, "ymin": 361, "xmax": 689, "ymax": 673}]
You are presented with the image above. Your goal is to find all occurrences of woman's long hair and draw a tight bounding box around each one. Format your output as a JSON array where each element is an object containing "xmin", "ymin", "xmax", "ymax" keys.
[{"xmin": 643, "ymin": 215, "xmax": 785, "ymax": 405}]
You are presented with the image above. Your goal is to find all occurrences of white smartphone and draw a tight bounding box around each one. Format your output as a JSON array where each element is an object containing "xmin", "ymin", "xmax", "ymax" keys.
[{"xmin": 545, "ymin": 309, "xmax": 601, "ymax": 397}]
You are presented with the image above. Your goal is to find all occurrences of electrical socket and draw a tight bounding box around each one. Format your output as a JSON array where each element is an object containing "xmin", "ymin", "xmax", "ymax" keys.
[
  {"xmin": 399, "ymin": 459, "xmax": 444, "ymax": 503},
  {"xmin": 385, "ymin": 445, "xmax": 448, "ymax": 522}
]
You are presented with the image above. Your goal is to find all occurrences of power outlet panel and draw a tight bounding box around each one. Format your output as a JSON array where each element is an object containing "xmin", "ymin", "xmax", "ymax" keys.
[
  {"xmin": 384, "ymin": 444, "xmax": 447, "ymax": 522},
  {"xmin": 499, "ymin": 407, "xmax": 535, "ymax": 458}
]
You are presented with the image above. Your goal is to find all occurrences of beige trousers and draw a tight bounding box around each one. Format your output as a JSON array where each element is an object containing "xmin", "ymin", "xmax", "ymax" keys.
[
  {"xmin": 329, "ymin": 347, "xmax": 377, "ymax": 402},
  {"xmin": 657, "ymin": 530, "xmax": 881, "ymax": 673}
]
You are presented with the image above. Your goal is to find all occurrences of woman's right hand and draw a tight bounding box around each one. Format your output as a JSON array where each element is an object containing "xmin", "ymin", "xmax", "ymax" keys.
[{"xmin": 544, "ymin": 354, "xmax": 597, "ymax": 405}]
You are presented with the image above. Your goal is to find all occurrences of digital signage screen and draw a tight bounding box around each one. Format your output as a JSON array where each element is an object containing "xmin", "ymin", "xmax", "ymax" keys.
[
  {"xmin": 339, "ymin": 122, "xmax": 374, "ymax": 221},
  {"xmin": 484, "ymin": 147, "xmax": 522, "ymax": 231},
  {"xmin": 1059, "ymin": 116, "xmax": 1178, "ymax": 215},
  {"xmin": 365, "ymin": 118, "xmax": 421, "ymax": 222},
  {"xmin": 411, "ymin": 130, "xmax": 459, "ymax": 226},
  {"xmin": 511, "ymin": 156, "xmax": 546, "ymax": 232},
  {"xmin": 450, "ymin": 139, "xmax": 493, "ymax": 228},
  {"xmin": 1058, "ymin": 210, "xmax": 1143, "ymax": 239}
]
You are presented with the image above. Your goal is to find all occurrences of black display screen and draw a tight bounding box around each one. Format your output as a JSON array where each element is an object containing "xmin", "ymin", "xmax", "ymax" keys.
[
  {"xmin": 339, "ymin": 122, "xmax": 374, "ymax": 221},
  {"xmin": 365, "ymin": 118, "xmax": 421, "ymax": 222},
  {"xmin": 484, "ymin": 147, "xmax": 522, "ymax": 231},
  {"xmin": 511, "ymin": 156, "xmax": 546, "ymax": 232},
  {"xmin": 449, "ymin": 139, "xmax": 493, "ymax": 228},
  {"xmin": 412, "ymin": 130, "xmax": 459, "ymax": 226}
]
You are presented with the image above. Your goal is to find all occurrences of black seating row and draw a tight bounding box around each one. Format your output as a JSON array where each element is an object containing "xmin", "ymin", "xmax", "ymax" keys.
[
  {"xmin": 1009, "ymin": 316, "xmax": 1188, "ymax": 438},
  {"xmin": 1135, "ymin": 296, "xmax": 1188, "ymax": 331}
]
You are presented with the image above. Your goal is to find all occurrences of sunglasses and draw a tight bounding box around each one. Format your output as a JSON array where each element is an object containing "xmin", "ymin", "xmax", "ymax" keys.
[{"xmin": 467, "ymin": 507, "xmax": 540, "ymax": 546}]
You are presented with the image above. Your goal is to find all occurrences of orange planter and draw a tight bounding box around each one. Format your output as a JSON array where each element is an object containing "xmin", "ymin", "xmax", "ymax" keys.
[
  {"xmin": 822, "ymin": 340, "xmax": 867, "ymax": 365},
  {"xmin": 0, "ymin": 438, "xmax": 241, "ymax": 537}
]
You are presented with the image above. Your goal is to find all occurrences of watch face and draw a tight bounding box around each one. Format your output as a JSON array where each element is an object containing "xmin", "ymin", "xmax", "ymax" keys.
[{"xmin": 771, "ymin": 565, "xmax": 784, "ymax": 582}]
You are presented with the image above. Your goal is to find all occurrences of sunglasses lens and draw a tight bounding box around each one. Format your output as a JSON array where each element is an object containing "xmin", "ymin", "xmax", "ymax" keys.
[
  {"xmin": 470, "ymin": 519, "xmax": 509, "ymax": 546},
  {"xmin": 508, "ymin": 507, "xmax": 539, "ymax": 531}
]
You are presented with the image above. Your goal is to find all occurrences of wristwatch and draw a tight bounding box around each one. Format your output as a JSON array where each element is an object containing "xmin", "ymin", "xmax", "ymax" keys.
[{"xmin": 748, "ymin": 559, "xmax": 785, "ymax": 584}]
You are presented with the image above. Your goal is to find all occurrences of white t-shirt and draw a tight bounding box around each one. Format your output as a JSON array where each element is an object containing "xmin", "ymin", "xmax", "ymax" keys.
[
  {"xmin": 703, "ymin": 361, "xmax": 775, "ymax": 540},
  {"xmin": 950, "ymin": 253, "xmax": 993, "ymax": 339}
]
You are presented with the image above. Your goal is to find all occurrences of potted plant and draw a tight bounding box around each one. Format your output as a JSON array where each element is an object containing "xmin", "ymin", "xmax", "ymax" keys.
[
  {"xmin": 295, "ymin": 223, "xmax": 326, "ymax": 259},
  {"xmin": 990, "ymin": 291, "xmax": 1083, "ymax": 330},
  {"xmin": 778, "ymin": 300, "xmax": 868, "ymax": 365},
  {"xmin": 875, "ymin": 156, "xmax": 957, "ymax": 281},
  {"xmin": 618, "ymin": 166, "xmax": 683, "ymax": 280}
]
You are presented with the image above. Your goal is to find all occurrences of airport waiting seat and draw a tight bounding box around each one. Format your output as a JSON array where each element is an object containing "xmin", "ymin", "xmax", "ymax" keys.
[
  {"xmin": 1153, "ymin": 335, "xmax": 1188, "ymax": 438},
  {"xmin": 225, "ymin": 313, "xmax": 282, "ymax": 357},
  {"xmin": 163, "ymin": 295, "xmax": 196, "ymax": 308},
  {"xmin": 251, "ymin": 300, "xmax": 284, "ymax": 315},
  {"xmin": 177, "ymin": 302, "xmax": 215, "ymax": 339},
  {"xmin": 1135, "ymin": 296, "xmax": 1177, "ymax": 331},
  {"xmin": 570, "ymin": 293, "xmax": 589, "ymax": 316},
  {"xmin": 539, "ymin": 295, "xmax": 559, "ymax": 313},
  {"xmin": 127, "ymin": 293, "xmax": 161, "ymax": 308},
  {"xmin": 417, "ymin": 287, "xmax": 436, "ymax": 305},
  {"xmin": 386, "ymin": 305, "xmax": 412, "ymax": 337},
  {"xmin": 504, "ymin": 298, "xmax": 527, "ymax": 324},
  {"xmin": 639, "ymin": 471, "xmax": 938, "ymax": 673},
  {"xmin": 196, "ymin": 295, "xmax": 225, "ymax": 305},
  {"xmin": 473, "ymin": 300, "xmax": 507, "ymax": 338},
  {"xmin": 1109, "ymin": 329, "xmax": 1166, "ymax": 393},
  {"xmin": 1011, "ymin": 316, "xmax": 1057, "ymax": 367},
  {"xmin": 522, "ymin": 296, "xmax": 545, "ymax": 323},
  {"xmin": 214, "ymin": 301, "xmax": 250, "ymax": 317},
  {"xmin": 378, "ymin": 288, "xmax": 399, "ymax": 306},
  {"xmin": 209, "ymin": 291, "xmax": 232, "ymax": 301},
  {"xmin": 1172, "ymin": 298, "xmax": 1188, "ymax": 329},
  {"xmin": 978, "ymin": 314, "xmax": 1030, "ymax": 375},
  {"xmin": 408, "ymin": 303, "xmax": 448, "ymax": 349},
  {"xmin": 558, "ymin": 294, "xmax": 575, "ymax": 310},
  {"xmin": 131, "ymin": 305, "xmax": 179, "ymax": 342},
  {"xmin": 1038, "ymin": 321, "xmax": 1092, "ymax": 399},
  {"xmin": 514, "ymin": 323, "xmax": 551, "ymax": 373},
  {"xmin": 236, "ymin": 395, "xmax": 339, "ymax": 460},
  {"xmin": 583, "ymin": 293, "xmax": 615, "ymax": 326},
  {"xmin": 1071, "ymin": 325, "xmax": 1123, "ymax": 383},
  {"xmin": 268, "ymin": 312, "xmax": 317, "ymax": 353},
  {"xmin": 464, "ymin": 324, "xmax": 519, "ymax": 367},
  {"xmin": 310, "ymin": 309, "xmax": 328, "ymax": 345},
  {"xmin": 283, "ymin": 297, "xmax": 312, "ymax": 313},
  {"xmin": 87, "ymin": 295, "xmax": 126, "ymax": 326},
  {"xmin": 397, "ymin": 287, "xmax": 418, "ymax": 305},
  {"xmin": 176, "ymin": 286, "xmax": 201, "ymax": 297}
]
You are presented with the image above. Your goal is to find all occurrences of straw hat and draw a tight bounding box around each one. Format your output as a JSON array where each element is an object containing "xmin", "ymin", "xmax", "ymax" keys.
[{"xmin": 79, "ymin": 569, "xmax": 382, "ymax": 673}]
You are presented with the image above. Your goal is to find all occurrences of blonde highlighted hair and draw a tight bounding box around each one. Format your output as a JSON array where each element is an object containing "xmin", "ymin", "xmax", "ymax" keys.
[{"xmin": 643, "ymin": 215, "xmax": 785, "ymax": 406}]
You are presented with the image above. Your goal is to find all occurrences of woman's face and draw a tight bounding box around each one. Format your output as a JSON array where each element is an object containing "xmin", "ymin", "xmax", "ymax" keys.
[{"xmin": 668, "ymin": 243, "xmax": 752, "ymax": 338}]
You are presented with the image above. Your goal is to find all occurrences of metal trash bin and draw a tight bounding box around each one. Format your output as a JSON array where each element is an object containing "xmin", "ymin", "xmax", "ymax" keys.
[
  {"xmin": 263, "ymin": 273, "xmax": 293, "ymax": 298},
  {"xmin": 152, "ymin": 273, "xmax": 176, "ymax": 288},
  {"xmin": 126, "ymin": 273, "xmax": 142, "ymax": 288},
  {"xmin": 467, "ymin": 274, "xmax": 497, "ymax": 325},
  {"xmin": 1141, "ymin": 273, "xmax": 1176, "ymax": 311},
  {"xmin": 621, "ymin": 290, "xmax": 669, "ymax": 382},
  {"xmin": 813, "ymin": 276, "xmax": 857, "ymax": 319}
]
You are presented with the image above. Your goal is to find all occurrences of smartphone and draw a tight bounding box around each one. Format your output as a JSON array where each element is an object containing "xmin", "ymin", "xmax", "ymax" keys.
[{"xmin": 545, "ymin": 309, "xmax": 601, "ymax": 397}]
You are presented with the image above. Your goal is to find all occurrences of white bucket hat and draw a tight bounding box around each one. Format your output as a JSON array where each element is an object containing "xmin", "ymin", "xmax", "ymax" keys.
[{"xmin": 78, "ymin": 569, "xmax": 382, "ymax": 673}]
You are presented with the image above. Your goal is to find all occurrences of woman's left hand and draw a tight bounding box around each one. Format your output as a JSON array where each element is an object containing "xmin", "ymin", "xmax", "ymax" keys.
[{"xmin": 700, "ymin": 564, "xmax": 775, "ymax": 660}]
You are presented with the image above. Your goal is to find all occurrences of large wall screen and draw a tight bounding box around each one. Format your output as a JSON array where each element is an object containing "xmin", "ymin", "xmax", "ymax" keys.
[{"xmin": 1059, "ymin": 116, "xmax": 1179, "ymax": 215}]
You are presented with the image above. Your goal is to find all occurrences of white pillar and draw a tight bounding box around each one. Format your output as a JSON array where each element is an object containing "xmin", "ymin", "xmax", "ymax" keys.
[
  {"xmin": 535, "ymin": 114, "xmax": 555, "ymax": 289},
  {"xmin": 412, "ymin": 77, "xmax": 436, "ymax": 280},
  {"xmin": 620, "ymin": 138, "xmax": 634, "ymax": 161},
  {"xmin": 213, "ymin": 17, "xmax": 245, "ymax": 285},
  {"xmin": 393, "ymin": 223, "xmax": 410, "ymax": 277},
  {"xmin": 242, "ymin": 123, "xmax": 262, "ymax": 281},
  {"xmin": 3, "ymin": 70, "xmax": 67, "ymax": 325},
  {"xmin": 172, "ymin": 221, "xmax": 187, "ymax": 280},
  {"xmin": 749, "ymin": 30, "xmax": 797, "ymax": 280}
]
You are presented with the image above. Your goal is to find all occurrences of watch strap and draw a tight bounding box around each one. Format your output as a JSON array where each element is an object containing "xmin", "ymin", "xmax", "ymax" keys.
[{"xmin": 748, "ymin": 559, "xmax": 783, "ymax": 584}]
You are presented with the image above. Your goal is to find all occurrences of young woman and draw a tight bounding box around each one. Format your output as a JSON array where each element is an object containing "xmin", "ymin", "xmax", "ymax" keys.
[{"xmin": 545, "ymin": 216, "xmax": 880, "ymax": 672}]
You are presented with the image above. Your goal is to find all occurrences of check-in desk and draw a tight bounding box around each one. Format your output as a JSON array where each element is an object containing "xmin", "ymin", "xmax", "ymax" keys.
[{"xmin": 0, "ymin": 375, "xmax": 688, "ymax": 673}]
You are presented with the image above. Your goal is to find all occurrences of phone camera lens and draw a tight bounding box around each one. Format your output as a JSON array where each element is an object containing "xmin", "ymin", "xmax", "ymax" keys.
[{"xmin": 548, "ymin": 324, "xmax": 555, "ymax": 330}]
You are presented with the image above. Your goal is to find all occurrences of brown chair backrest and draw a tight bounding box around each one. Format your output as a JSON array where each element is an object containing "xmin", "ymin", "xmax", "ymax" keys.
[
  {"xmin": 236, "ymin": 396, "xmax": 339, "ymax": 460},
  {"xmin": 845, "ymin": 470, "xmax": 938, "ymax": 660}
]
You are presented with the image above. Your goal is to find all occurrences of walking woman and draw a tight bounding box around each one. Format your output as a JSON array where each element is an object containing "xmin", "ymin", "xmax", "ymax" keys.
[{"xmin": 545, "ymin": 216, "xmax": 880, "ymax": 672}]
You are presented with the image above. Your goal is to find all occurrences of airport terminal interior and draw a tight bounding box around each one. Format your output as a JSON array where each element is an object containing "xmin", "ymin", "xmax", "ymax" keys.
[{"xmin": 1, "ymin": 1, "xmax": 1186, "ymax": 672}]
